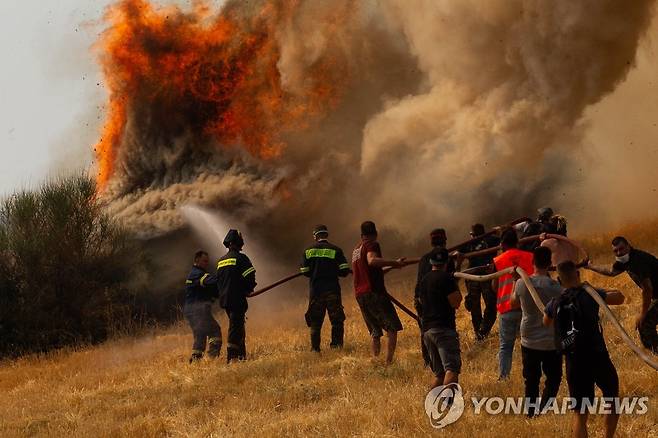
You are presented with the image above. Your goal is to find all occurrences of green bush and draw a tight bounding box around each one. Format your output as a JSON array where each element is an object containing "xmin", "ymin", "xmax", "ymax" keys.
[{"xmin": 0, "ymin": 174, "xmax": 140, "ymax": 356}]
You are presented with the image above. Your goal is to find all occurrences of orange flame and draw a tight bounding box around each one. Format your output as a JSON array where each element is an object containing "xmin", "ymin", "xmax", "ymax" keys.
[{"xmin": 93, "ymin": 0, "xmax": 347, "ymax": 190}]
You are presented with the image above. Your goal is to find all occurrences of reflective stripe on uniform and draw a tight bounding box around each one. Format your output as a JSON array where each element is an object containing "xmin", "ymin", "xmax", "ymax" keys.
[
  {"xmin": 300, "ymin": 267, "xmax": 310, "ymax": 273},
  {"xmin": 199, "ymin": 273, "xmax": 209, "ymax": 286},
  {"xmin": 498, "ymin": 278, "xmax": 515, "ymax": 289},
  {"xmin": 217, "ymin": 258, "xmax": 237, "ymax": 269},
  {"xmin": 338, "ymin": 263, "xmax": 350, "ymax": 270},
  {"xmin": 242, "ymin": 267, "xmax": 256, "ymax": 277},
  {"xmin": 185, "ymin": 280, "xmax": 193, "ymax": 284},
  {"xmin": 305, "ymin": 248, "xmax": 337, "ymax": 259}
]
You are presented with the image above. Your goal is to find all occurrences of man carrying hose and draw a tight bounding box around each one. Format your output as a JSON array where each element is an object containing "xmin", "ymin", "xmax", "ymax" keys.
[
  {"xmin": 544, "ymin": 261, "xmax": 625, "ymax": 438},
  {"xmin": 461, "ymin": 223, "xmax": 500, "ymax": 341},
  {"xmin": 493, "ymin": 229, "xmax": 534, "ymax": 379},
  {"xmin": 183, "ymin": 250, "xmax": 221, "ymax": 363},
  {"xmin": 216, "ymin": 229, "xmax": 256, "ymax": 362},
  {"xmin": 417, "ymin": 247, "xmax": 462, "ymax": 389},
  {"xmin": 414, "ymin": 228, "xmax": 455, "ymax": 366},
  {"xmin": 586, "ymin": 236, "xmax": 658, "ymax": 354},
  {"xmin": 539, "ymin": 215, "xmax": 581, "ymax": 267},
  {"xmin": 520, "ymin": 207, "xmax": 558, "ymax": 251},
  {"xmin": 510, "ymin": 246, "xmax": 562, "ymax": 416},
  {"xmin": 300, "ymin": 225, "xmax": 351, "ymax": 352},
  {"xmin": 352, "ymin": 221, "xmax": 406, "ymax": 365}
]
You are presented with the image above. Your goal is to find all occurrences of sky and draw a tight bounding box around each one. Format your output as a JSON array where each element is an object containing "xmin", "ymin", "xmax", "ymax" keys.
[{"xmin": 0, "ymin": 0, "xmax": 111, "ymax": 196}]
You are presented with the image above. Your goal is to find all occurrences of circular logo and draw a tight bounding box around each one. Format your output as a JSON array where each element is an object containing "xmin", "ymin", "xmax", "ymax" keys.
[{"xmin": 424, "ymin": 383, "xmax": 465, "ymax": 429}]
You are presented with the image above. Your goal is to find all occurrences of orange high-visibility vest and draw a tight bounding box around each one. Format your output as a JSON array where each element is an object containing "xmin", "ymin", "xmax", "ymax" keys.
[{"xmin": 493, "ymin": 249, "xmax": 534, "ymax": 314}]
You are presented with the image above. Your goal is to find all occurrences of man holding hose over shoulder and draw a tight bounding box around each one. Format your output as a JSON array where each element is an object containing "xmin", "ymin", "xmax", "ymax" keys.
[
  {"xmin": 510, "ymin": 246, "xmax": 562, "ymax": 417},
  {"xmin": 586, "ymin": 236, "xmax": 658, "ymax": 354},
  {"xmin": 544, "ymin": 261, "xmax": 625, "ymax": 438}
]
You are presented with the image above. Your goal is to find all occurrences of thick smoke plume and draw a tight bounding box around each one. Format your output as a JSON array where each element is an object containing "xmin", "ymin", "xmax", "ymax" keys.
[{"xmin": 95, "ymin": 0, "xmax": 655, "ymax": 251}]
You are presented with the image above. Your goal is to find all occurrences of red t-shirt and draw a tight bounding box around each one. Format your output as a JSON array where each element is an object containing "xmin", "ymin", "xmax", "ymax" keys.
[{"xmin": 352, "ymin": 239, "xmax": 386, "ymax": 296}]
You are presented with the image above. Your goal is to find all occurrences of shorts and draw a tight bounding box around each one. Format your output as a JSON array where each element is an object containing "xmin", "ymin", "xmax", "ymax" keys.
[
  {"xmin": 423, "ymin": 327, "xmax": 462, "ymax": 375},
  {"xmin": 356, "ymin": 292, "xmax": 403, "ymax": 338},
  {"xmin": 565, "ymin": 350, "xmax": 619, "ymax": 411}
]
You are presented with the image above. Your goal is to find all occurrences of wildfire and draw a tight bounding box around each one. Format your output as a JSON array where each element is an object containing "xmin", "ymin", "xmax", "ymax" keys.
[{"xmin": 93, "ymin": 0, "xmax": 347, "ymax": 190}]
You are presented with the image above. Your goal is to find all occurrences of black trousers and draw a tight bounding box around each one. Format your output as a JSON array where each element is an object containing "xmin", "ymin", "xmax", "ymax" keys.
[
  {"xmin": 225, "ymin": 309, "xmax": 246, "ymax": 362},
  {"xmin": 521, "ymin": 346, "xmax": 563, "ymax": 416},
  {"xmin": 639, "ymin": 299, "xmax": 658, "ymax": 353},
  {"xmin": 305, "ymin": 291, "xmax": 345, "ymax": 351},
  {"xmin": 465, "ymin": 279, "xmax": 497, "ymax": 339}
]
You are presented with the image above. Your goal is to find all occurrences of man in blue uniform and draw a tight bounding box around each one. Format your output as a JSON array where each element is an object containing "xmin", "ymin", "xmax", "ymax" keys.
[{"xmin": 183, "ymin": 250, "xmax": 221, "ymax": 363}]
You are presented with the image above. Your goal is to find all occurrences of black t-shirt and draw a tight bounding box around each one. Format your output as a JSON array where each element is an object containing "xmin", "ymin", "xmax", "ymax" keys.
[
  {"xmin": 415, "ymin": 249, "xmax": 456, "ymax": 300},
  {"xmin": 463, "ymin": 235, "xmax": 501, "ymax": 269},
  {"xmin": 418, "ymin": 270, "xmax": 459, "ymax": 330},
  {"xmin": 545, "ymin": 287, "xmax": 608, "ymax": 354},
  {"xmin": 613, "ymin": 248, "xmax": 658, "ymax": 299}
]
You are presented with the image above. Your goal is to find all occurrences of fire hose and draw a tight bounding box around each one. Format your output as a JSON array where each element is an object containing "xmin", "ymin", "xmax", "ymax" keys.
[
  {"xmin": 381, "ymin": 216, "xmax": 532, "ymax": 273},
  {"xmin": 454, "ymin": 266, "xmax": 658, "ymax": 372},
  {"xmin": 247, "ymin": 271, "xmax": 419, "ymax": 320},
  {"xmin": 247, "ymin": 272, "xmax": 304, "ymax": 298},
  {"xmin": 248, "ymin": 216, "xmax": 532, "ymax": 315}
]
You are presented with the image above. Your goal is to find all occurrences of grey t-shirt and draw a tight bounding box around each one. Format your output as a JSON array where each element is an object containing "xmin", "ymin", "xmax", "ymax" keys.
[{"xmin": 513, "ymin": 275, "xmax": 563, "ymax": 350}]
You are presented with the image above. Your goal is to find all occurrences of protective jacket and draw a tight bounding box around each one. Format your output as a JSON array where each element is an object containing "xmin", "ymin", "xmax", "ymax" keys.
[
  {"xmin": 216, "ymin": 250, "xmax": 256, "ymax": 311},
  {"xmin": 300, "ymin": 239, "xmax": 350, "ymax": 296},
  {"xmin": 185, "ymin": 265, "xmax": 218, "ymax": 304}
]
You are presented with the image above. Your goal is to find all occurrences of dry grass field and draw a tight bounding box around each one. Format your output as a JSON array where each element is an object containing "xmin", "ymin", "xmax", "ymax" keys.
[{"xmin": 1, "ymin": 223, "xmax": 658, "ymax": 437}]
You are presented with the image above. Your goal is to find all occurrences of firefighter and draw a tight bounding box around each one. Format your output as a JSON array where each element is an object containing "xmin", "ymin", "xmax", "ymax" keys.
[
  {"xmin": 300, "ymin": 224, "xmax": 351, "ymax": 351},
  {"xmin": 183, "ymin": 250, "xmax": 221, "ymax": 363},
  {"xmin": 216, "ymin": 229, "xmax": 256, "ymax": 362}
]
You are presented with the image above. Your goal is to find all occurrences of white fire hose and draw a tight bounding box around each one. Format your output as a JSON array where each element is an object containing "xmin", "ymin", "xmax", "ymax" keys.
[{"xmin": 454, "ymin": 266, "xmax": 658, "ymax": 372}]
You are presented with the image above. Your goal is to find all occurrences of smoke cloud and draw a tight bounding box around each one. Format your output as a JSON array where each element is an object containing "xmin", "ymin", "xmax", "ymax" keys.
[{"xmin": 95, "ymin": 0, "xmax": 656, "ymax": 254}]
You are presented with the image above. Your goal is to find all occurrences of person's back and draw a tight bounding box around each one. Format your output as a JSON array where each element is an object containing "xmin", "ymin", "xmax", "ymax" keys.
[
  {"xmin": 515, "ymin": 275, "xmax": 562, "ymax": 350},
  {"xmin": 493, "ymin": 230, "xmax": 534, "ymax": 379},
  {"xmin": 418, "ymin": 248, "xmax": 462, "ymax": 388},
  {"xmin": 466, "ymin": 234, "xmax": 501, "ymax": 271},
  {"xmin": 352, "ymin": 221, "xmax": 405, "ymax": 365},
  {"xmin": 494, "ymin": 247, "xmax": 534, "ymax": 313},
  {"xmin": 300, "ymin": 225, "xmax": 350, "ymax": 351},
  {"xmin": 545, "ymin": 261, "xmax": 625, "ymax": 438},
  {"xmin": 512, "ymin": 246, "xmax": 562, "ymax": 416},
  {"xmin": 302, "ymin": 239, "xmax": 350, "ymax": 296},
  {"xmin": 217, "ymin": 248, "xmax": 255, "ymax": 312},
  {"xmin": 216, "ymin": 229, "xmax": 256, "ymax": 362},
  {"xmin": 552, "ymin": 286, "xmax": 609, "ymax": 355},
  {"xmin": 353, "ymin": 238, "xmax": 386, "ymax": 297},
  {"xmin": 419, "ymin": 270, "xmax": 458, "ymax": 331}
]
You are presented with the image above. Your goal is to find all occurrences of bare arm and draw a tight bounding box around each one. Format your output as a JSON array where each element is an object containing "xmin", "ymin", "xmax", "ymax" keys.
[
  {"xmin": 586, "ymin": 262, "xmax": 622, "ymax": 277},
  {"xmin": 543, "ymin": 313, "xmax": 553, "ymax": 326},
  {"xmin": 510, "ymin": 279, "xmax": 524, "ymax": 307},
  {"xmin": 447, "ymin": 290, "xmax": 462, "ymax": 309},
  {"xmin": 367, "ymin": 251, "xmax": 405, "ymax": 269}
]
